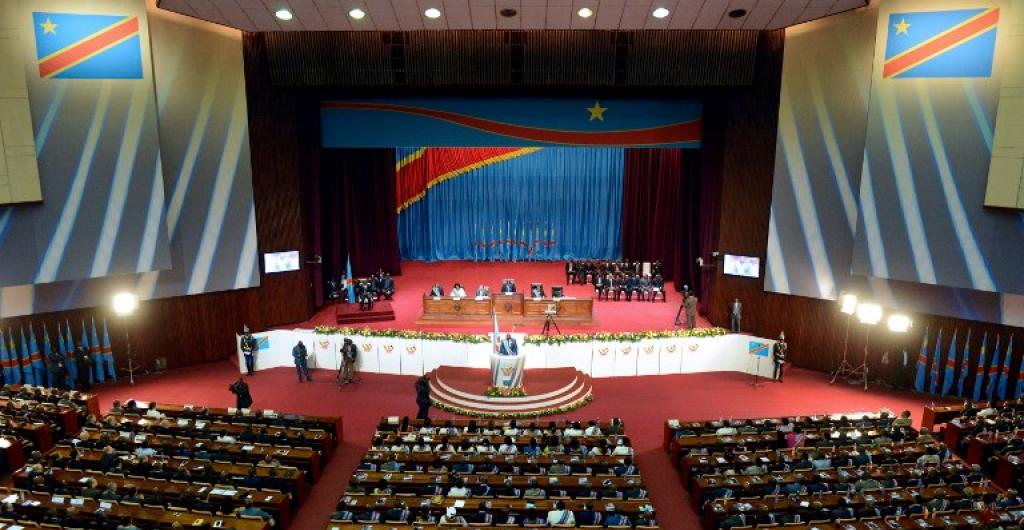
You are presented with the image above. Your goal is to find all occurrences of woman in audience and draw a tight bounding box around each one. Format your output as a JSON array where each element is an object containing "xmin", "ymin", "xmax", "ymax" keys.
[
  {"xmin": 611, "ymin": 437, "xmax": 634, "ymax": 456},
  {"xmin": 447, "ymin": 478, "xmax": 470, "ymax": 497},
  {"xmin": 546, "ymin": 500, "xmax": 575, "ymax": 526},
  {"xmin": 498, "ymin": 436, "xmax": 518, "ymax": 455},
  {"xmin": 523, "ymin": 437, "xmax": 542, "ymax": 457}
]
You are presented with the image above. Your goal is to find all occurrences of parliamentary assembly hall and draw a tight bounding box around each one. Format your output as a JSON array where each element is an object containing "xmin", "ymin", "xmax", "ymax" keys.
[{"xmin": 1, "ymin": 0, "xmax": 1024, "ymax": 528}]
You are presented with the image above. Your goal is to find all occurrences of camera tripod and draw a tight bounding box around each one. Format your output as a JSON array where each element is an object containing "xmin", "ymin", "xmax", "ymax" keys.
[{"xmin": 541, "ymin": 312, "xmax": 561, "ymax": 336}]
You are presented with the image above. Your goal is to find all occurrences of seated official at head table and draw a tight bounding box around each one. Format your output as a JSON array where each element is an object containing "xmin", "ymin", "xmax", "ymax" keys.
[
  {"xmin": 450, "ymin": 283, "xmax": 467, "ymax": 297},
  {"xmin": 475, "ymin": 284, "xmax": 490, "ymax": 297},
  {"xmin": 429, "ymin": 283, "xmax": 444, "ymax": 297},
  {"xmin": 500, "ymin": 279, "xmax": 516, "ymax": 294},
  {"xmin": 530, "ymin": 284, "xmax": 546, "ymax": 298}
]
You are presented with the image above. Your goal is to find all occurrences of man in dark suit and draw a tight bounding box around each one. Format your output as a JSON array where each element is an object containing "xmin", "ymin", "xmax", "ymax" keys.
[
  {"xmin": 499, "ymin": 333, "xmax": 518, "ymax": 356},
  {"xmin": 500, "ymin": 279, "xmax": 516, "ymax": 294},
  {"xmin": 684, "ymin": 293, "xmax": 699, "ymax": 328},
  {"xmin": 565, "ymin": 260, "xmax": 576, "ymax": 285},
  {"xmin": 429, "ymin": 283, "xmax": 444, "ymax": 297},
  {"xmin": 415, "ymin": 375, "xmax": 431, "ymax": 419}
]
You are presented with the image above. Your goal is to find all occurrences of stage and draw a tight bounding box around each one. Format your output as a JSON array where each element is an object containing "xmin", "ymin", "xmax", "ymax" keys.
[{"xmin": 298, "ymin": 260, "xmax": 711, "ymax": 334}]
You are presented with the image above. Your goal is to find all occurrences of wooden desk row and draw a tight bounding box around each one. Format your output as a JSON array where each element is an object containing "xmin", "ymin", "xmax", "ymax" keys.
[
  {"xmin": 335, "ymin": 495, "xmax": 654, "ymax": 516},
  {"xmin": 49, "ymin": 446, "xmax": 309, "ymax": 502},
  {"xmin": 384, "ymin": 417, "xmax": 620, "ymax": 432},
  {"xmin": 77, "ymin": 430, "xmax": 322, "ymax": 481},
  {"xmin": 12, "ymin": 467, "xmax": 292, "ymax": 528},
  {"xmin": 664, "ymin": 413, "xmax": 897, "ymax": 451},
  {"xmin": 352, "ymin": 471, "xmax": 642, "ymax": 493},
  {"xmin": 363, "ymin": 451, "xmax": 632, "ymax": 472},
  {"xmin": 0, "ymin": 385, "xmax": 100, "ymax": 418},
  {"xmin": 137, "ymin": 403, "xmax": 343, "ymax": 446},
  {"xmin": 420, "ymin": 294, "xmax": 594, "ymax": 324},
  {"xmin": 0, "ymin": 489, "xmax": 268, "ymax": 530}
]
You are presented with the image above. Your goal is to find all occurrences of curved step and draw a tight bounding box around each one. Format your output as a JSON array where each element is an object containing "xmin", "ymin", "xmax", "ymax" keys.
[{"xmin": 426, "ymin": 365, "xmax": 594, "ymax": 417}]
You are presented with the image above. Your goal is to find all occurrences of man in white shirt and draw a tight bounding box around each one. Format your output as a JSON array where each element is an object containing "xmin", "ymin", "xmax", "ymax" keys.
[
  {"xmin": 547, "ymin": 500, "xmax": 576, "ymax": 526},
  {"xmin": 584, "ymin": 420, "xmax": 603, "ymax": 436},
  {"xmin": 715, "ymin": 424, "xmax": 738, "ymax": 436},
  {"xmin": 447, "ymin": 479, "xmax": 470, "ymax": 497},
  {"xmin": 611, "ymin": 438, "xmax": 634, "ymax": 456},
  {"xmin": 563, "ymin": 422, "xmax": 584, "ymax": 437}
]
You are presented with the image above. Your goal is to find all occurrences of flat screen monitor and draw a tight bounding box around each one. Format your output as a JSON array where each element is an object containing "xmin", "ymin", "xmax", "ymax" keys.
[
  {"xmin": 723, "ymin": 254, "xmax": 760, "ymax": 278},
  {"xmin": 264, "ymin": 250, "xmax": 300, "ymax": 273}
]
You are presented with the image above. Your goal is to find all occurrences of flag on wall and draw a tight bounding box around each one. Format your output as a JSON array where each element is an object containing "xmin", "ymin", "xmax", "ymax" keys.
[
  {"xmin": 345, "ymin": 254, "xmax": 355, "ymax": 304},
  {"xmin": 915, "ymin": 327, "xmax": 929, "ymax": 393},
  {"xmin": 987, "ymin": 335, "xmax": 1002, "ymax": 401},
  {"xmin": 958, "ymin": 330, "xmax": 972, "ymax": 397},
  {"xmin": 64, "ymin": 320, "xmax": 78, "ymax": 386},
  {"xmin": 41, "ymin": 324, "xmax": 53, "ymax": 387},
  {"xmin": 941, "ymin": 329, "xmax": 957, "ymax": 397},
  {"xmin": 7, "ymin": 330, "xmax": 20, "ymax": 384},
  {"xmin": 0, "ymin": 330, "xmax": 9, "ymax": 383},
  {"xmin": 28, "ymin": 324, "xmax": 46, "ymax": 387},
  {"xmin": 32, "ymin": 12, "xmax": 143, "ymax": 79},
  {"xmin": 929, "ymin": 328, "xmax": 943, "ymax": 395},
  {"xmin": 882, "ymin": 8, "xmax": 1001, "ymax": 79}
]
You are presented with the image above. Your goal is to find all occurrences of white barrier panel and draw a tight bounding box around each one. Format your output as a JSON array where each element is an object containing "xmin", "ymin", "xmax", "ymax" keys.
[
  {"xmin": 590, "ymin": 344, "xmax": 614, "ymax": 377},
  {"xmin": 636, "ymin": 340, "xmax": 661, "ymax": 376},
  {"xmin": 544, "ymin": 342, "xmax": 593, "ymax": 374},
  {"xmin": 398, "ymin": 338, "xmax": 425, "ymax": 375},
  {"xmin": 354, "ymin": 337, "xmax": 381, "ymax": 373},
  {"xmin": 244, "ymin": 330, "xmax": 777, "ymax": 379},
  {"xmin": 612, "ymin": 342, "xmax": 638, "ymax": 377},
  {"xmin": 376, "ymin": 339, "xmax": 403, "ymax": 374},
  {"xmin": 422, "ymin": 340, "xmax": 469, "ymax": 373}
]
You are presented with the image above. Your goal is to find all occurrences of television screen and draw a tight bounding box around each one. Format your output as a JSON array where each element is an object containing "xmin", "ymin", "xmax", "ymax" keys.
[
  {"xmin": 264, "ymin": 251, "xmax": 300, "ymax": 273},
  {"xmin": 723, "ymin": 254, "xmax": 760, "ymax": 278}
]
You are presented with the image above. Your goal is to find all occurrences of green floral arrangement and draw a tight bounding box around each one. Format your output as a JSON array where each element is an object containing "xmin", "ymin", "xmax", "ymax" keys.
[
  {"xmin": 524, "ymin": 327, "xmax": 728, "ymax": 345},
  {"xmin": 312, "ymin": 326, "xmax": 490, "ymax": 344},
  {"xmin": 484, "ymin": 386, "xmax": 528, "ymax": 398},
  {"xmin": 432, "ymin": 394, "xmax": 592, "ymax": 419},
  {"xmin": 311, "ymin": 326, "xmax": 727, "ymax": 346}
]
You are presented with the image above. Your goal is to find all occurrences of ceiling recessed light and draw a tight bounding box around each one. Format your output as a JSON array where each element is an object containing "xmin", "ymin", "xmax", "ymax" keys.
[
  {"xmin": 348, "ymin": 8, "xmax": 366, "ymax": 19},
  {"xmin": 577, "ymin": 7, "xmax": 593, "ymax": 18},
  {"xmin": 652, "ymin": 7, "xmax": 670, "ymax": 18},
  {"xmin": 424, "ymin": 7, "xmax": 442, "ymax": 18},
  {"xmin": 274, "ymin": 8, "xmax": 293, "ymax": 20},
  {"xmin": 727, "ymin": 8, "xmax": 747, "ymax": 18},
  {"xmin": 500, "ymin": 8, "xmax": 518, "ymax": 18}
]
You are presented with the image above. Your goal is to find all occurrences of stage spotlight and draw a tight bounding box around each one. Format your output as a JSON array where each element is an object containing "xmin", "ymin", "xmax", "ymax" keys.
[
  {"xmin": 887, "ymin": 314, "xmax": 912, "ymax": 333},
  {"xmin": 274, "ymin": 8, "xmax": 294, "ymax": 20},
  {"xmin": 652, "ymin": 7, "xmax": 670, "ymax": 18},
  {"xmin": 112, "ymin": 292, "xmax": 139, "ymax": 316},
  {"xmin": 577, "ymin": 7, "xmax": 593, "ymax": 18},
  {"xmin": 856, "ymin": 303, "xmax": 882, "ymax": 325},
  {"xmin": 348, "ymin": 8, "xmax": 366, "ymax": 19},
  {"xmin": 839, "ymin": 293, "xmax": 858, "ymax": 315},
  {"xmin": 424, "ymin": 7, "xmax": 442, "ymax": 18}
]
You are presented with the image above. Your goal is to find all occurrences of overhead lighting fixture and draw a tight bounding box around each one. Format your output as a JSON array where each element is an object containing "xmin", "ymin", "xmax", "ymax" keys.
[
  {"xmin": 274, "ymin": 8, "xmax": 294, "ymax": 21},
  {"xmin": 856, "ymin": 303, "xmax": 882, "ymax": 325},
  {"xmin": 500, "ymin": 8, "xmax": 518, "ymax": 18},
  {"xmin": 727, "ymin": 8, "xmax": 747, "ymax": 18},
  {"xmin": 887, "ymin": 314, "xmax": 912, "ymax": 333},
  {"xmin": 839, "ymin": 293, "xmax": 858, "ymax": 315},
  {"xmin": 424, "ymin": 7, "xmax": 442, "ymax": 18},
  {"xmin": 348, "ymin": 8, "xmax": 366, "ymax": 19},
  {"xmin": 652, "ymin": 7, "xmax": 670, "ymax": 18},
  {"xmin": 577, "ymin": 7, "xmax": 593, "ymax": 18}
]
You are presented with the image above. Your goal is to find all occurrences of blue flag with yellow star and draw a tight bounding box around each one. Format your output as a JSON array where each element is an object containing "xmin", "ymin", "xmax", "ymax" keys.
[
  {"xmin": 883, "ymin": 8, "xmax": 1000, "ymax": 79},
  {"xmin": 32, "ymin": 12, "xmax": 143, "ymax": 79}
]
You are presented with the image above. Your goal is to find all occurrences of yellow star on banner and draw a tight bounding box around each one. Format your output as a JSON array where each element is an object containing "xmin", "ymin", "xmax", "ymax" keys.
[
  {"xmin": 586, "ymin": 101, "xmax": 607, "ymax": 121},
  {"xmin": 40, "ymin": 17, "xmax": 58, "ymax": 34},
  {"xmin": 894, "ymin": 17, "xmax": 910, "ymax": 35}
]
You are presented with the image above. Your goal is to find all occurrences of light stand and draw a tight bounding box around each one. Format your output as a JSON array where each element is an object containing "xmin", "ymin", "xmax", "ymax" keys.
[
  {"xmin": 832, "ymin": 302, "xmax": 881, "ymax": 391},
  {"xmin": 830, "ymin": 313, "xmax": 856, "ymax": 385},
  {"xmin": 112, "ymin": 293, "xmax": 139, "ymax": 386}
]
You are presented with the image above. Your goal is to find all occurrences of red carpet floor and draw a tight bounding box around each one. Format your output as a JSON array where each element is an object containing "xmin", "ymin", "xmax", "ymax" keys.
[
  {"xmin": 90, "ymin": 360, "xmax": 958, "ymax": 530},
  {"xmin": 296, "ymin": 260, "xmax": 712, "ymax": 334}
]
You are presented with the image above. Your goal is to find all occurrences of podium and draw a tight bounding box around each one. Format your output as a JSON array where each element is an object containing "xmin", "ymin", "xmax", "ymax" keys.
[{"xmin": 490, "ymin": 352, "xmax": 526, "ymax": 388}]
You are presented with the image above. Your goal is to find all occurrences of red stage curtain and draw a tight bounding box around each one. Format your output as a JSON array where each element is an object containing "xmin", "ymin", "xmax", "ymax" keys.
[
  {"xmin": 319, "ymin": 149, "xmax": 401, "ymax": 280},
  {"xmin": 621, "ymin": 149, "xmax": 705, "ymax": 293}
]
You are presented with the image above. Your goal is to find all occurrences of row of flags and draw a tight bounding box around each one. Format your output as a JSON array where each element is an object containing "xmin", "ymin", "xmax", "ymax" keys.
[
  {"xmin": 0, "ymin": 317, "xmax": 117, "ymax": 389},
  {"xmin": 914, "ymin": 327, "xmax": 1017, "ymax": 401},
  {"xmin": 470, "ymin": 222, "xmax": 559, "ymax": 262}
]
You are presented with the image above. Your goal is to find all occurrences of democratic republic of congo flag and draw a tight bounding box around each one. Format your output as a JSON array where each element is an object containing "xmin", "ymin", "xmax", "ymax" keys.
[
  {"xmin": 32, "ymin": 12, "xmax": 143, "ymax": 79},
  {"xmin": 883, "ymin": 8, "xmax": 1000, "ymax": 79}
]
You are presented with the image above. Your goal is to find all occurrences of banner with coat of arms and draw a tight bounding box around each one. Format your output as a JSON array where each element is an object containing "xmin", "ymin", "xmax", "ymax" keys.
[
  {"xmin": 636, "ymin": 339, "xmax": 661, "ymax": 376},
  {"xmin": 658, "ymin": 340, "xmax": 683, "ymax": 374},
  {"xmin": 376, "ymin": 337, "xmax": 403, "ymax": 374},
  {"xmin": 397, "ymin": 338, "xmax": 425, "ymax": 376},
  {"xmin": 612, "ymin": 341, "xmax": 639, "ymax": 377},
  {"xmin": 590, "ymin": 343, "xmax": 615, "ymax": 377}
]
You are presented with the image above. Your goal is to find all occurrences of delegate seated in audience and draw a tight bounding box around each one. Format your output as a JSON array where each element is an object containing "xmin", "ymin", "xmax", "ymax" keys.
[
  {"xmin": 439, "ymin": 507, "xmax": 467, "ymax": 525},
  {"xmin": 547, "ymin": 500, "xmax": 575, "ymax": 526}
]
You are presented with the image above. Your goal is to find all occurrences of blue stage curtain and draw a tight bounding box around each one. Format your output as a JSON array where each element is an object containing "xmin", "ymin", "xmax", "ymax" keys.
[{"xmin": 398, "ymin": 147, "xmax": 623, "ymax": 261}]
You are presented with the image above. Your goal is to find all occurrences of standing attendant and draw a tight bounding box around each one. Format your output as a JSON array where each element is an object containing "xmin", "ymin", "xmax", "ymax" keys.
[
  {"xmin": 229, "ymin": 378, "xmax": 253, "ymax": 409},
  {"xmin": 684, "ymin": 293, "xmax": 699, "ymax": 329},
  {"xmin": 730, "ymin": 298, "xmax": 743, "ymax": 333},
  {"xmin": 240, "ymin": 326, "xmax": 257, "ymax": 376},
  {"xmin": 415, "ymin": 375, "xmax": 431, "ymax": 419},
  {"xmin": 77, "ymin": 349, "xmax": 93, "ymax": 390},
  {"xmin": 773, "ymin": 332, "xmax": 788, "ymax": 382},
  {"xmin": 565, "ymin": 261, "xmax": 576, "ymax": 285},
  {"xmin": 292, "ymin": 341, "xmax": 312, "ymax": 382}
]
